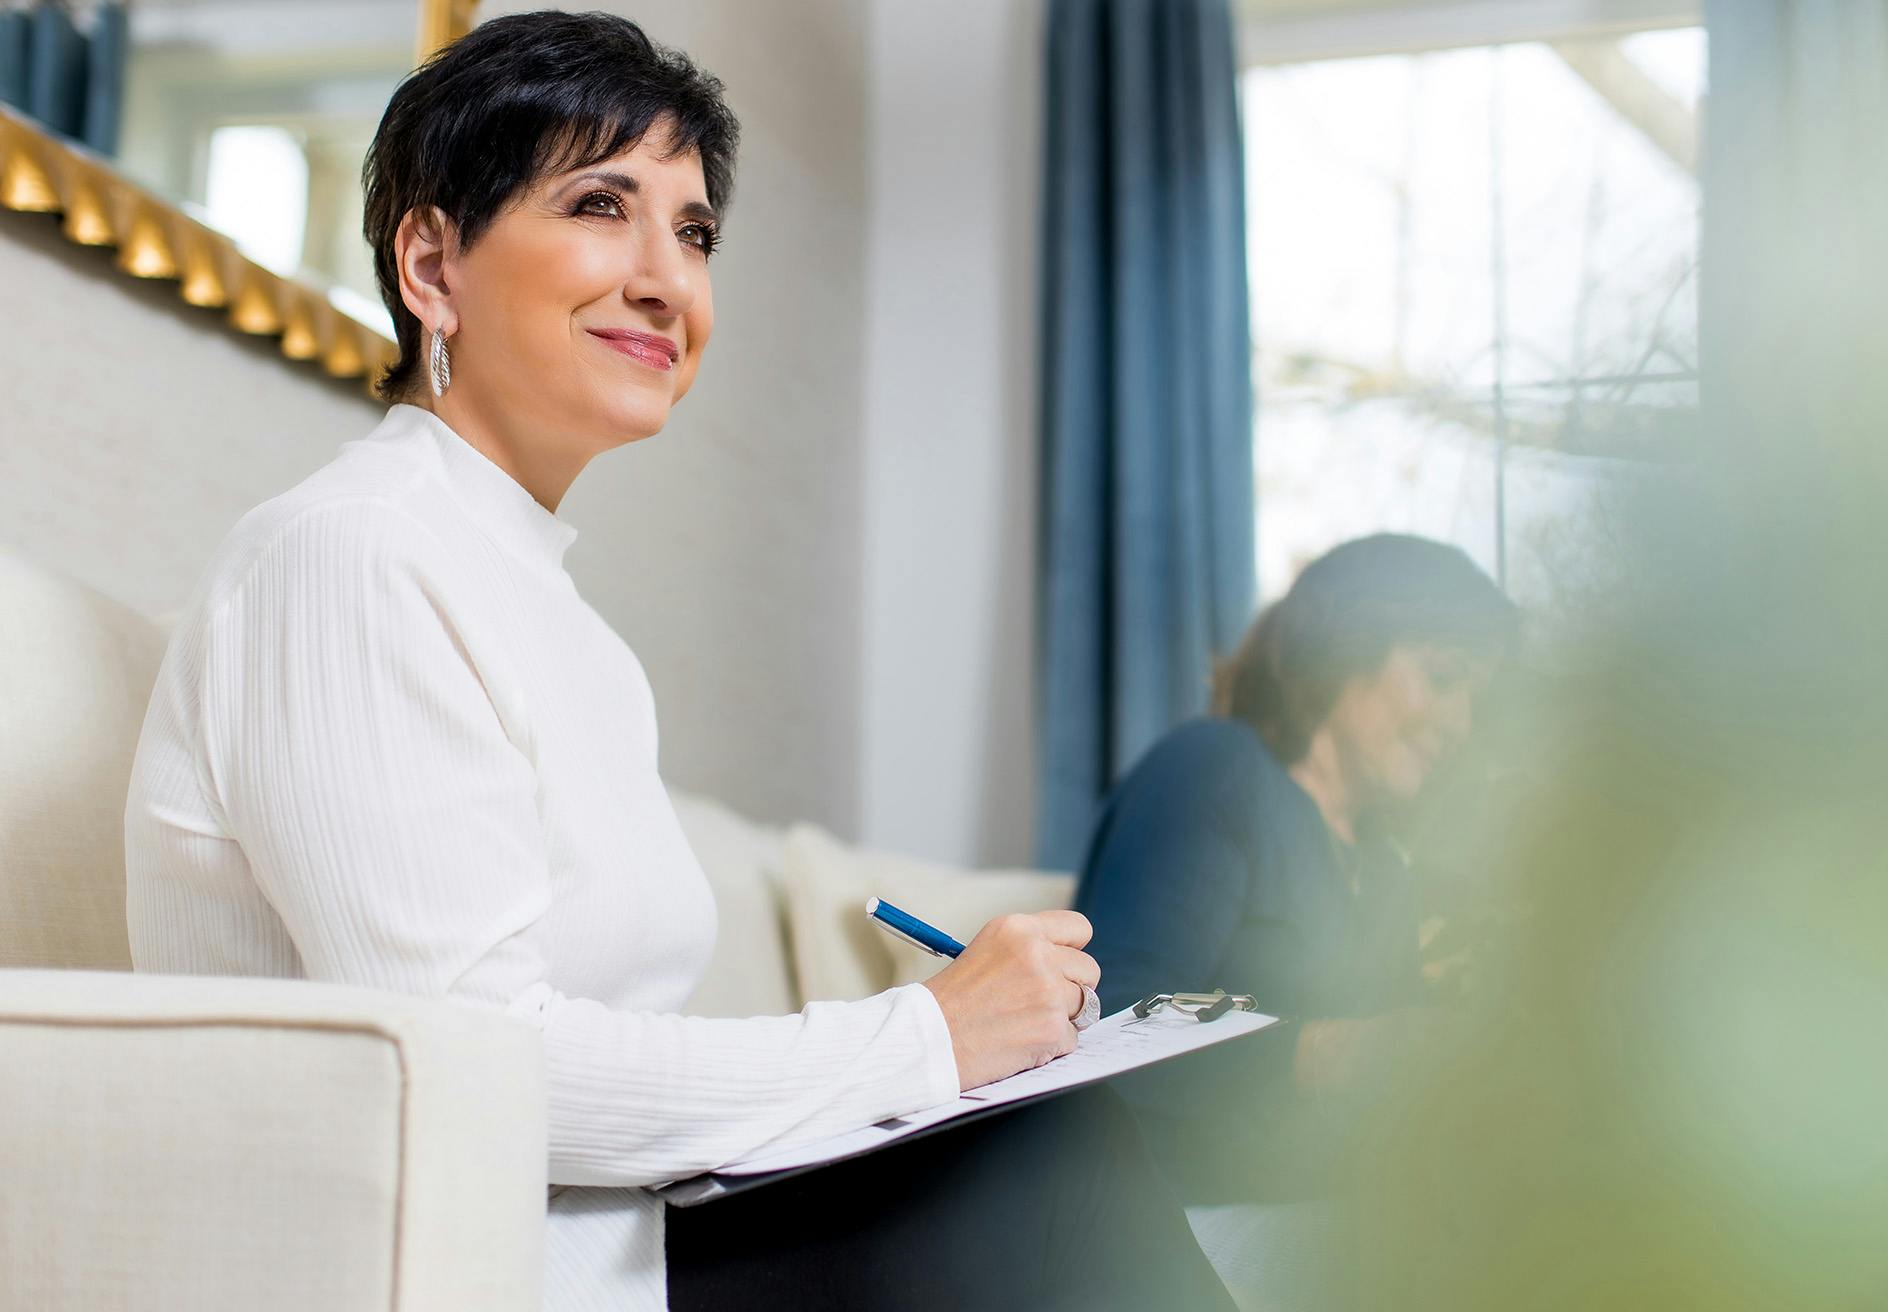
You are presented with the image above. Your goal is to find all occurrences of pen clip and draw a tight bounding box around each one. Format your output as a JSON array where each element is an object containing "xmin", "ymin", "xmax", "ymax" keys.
[{"xmin": 877, "ymin": 922, "xmax": 952, "ymax": 959}]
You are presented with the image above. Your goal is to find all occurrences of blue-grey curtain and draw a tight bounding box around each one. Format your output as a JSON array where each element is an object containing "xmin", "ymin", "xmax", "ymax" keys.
[
  {"xmin": 1701, "ymin": 0, "xmax": 1888, "ymax": 452},
  {"xmin": 1037, "ymin": 0, "xmax": 1255, "ymax": 869},
  {"xmin": 9, "ymin": 2, "xmax": 128, "ymax": 156},
  {"xmin": 26, "ymin": 0, "xmax": 87, "ymax": 138},
  {"xmin": 81, "ymin": 3, "xmax": 127, "ymax": 156},
  {"xmin": 0, "ymin": 8, "xmax": 31, "ymax": 112}
]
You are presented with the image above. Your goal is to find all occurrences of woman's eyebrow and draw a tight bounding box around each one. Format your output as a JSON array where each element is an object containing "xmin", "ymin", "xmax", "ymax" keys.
[{"xmin": 567, "ymin": 169, "xmax": 718, "ymax": 225}]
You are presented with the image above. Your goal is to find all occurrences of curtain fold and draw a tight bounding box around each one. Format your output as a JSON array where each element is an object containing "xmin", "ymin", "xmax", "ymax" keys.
[
  {"xmin": 11, "ymin": 2, "xmax": 128, "ymax": 158},
  {"xmin": 0, "ymin": 7, "xmax": 31, "ymax": 112},
  {"xmin": 81, "ymin": 2, "xmax": 126, "ymax": 156},
  {"xmin": 26, "ymin": 0, "xmax": 85, "ymax": 138},
  {"xmin": 1037, "ymin": 0, "xmax": 1255, "ymax": 869}
]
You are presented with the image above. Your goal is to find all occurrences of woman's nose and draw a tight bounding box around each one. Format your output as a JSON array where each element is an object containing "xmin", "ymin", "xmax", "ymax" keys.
[{"xmin": 624, "ymin": 230, "xmax": 694, "ymax": 317}]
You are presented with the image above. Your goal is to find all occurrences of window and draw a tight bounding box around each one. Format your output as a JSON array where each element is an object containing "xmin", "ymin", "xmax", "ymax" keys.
[
  {"xmin": 204, "ymin": 124, "xmax": 310, "ymax": 276},
  {"xmin": 1243, "ymin": 25, "xmax": 1706, "ymax": 613}
]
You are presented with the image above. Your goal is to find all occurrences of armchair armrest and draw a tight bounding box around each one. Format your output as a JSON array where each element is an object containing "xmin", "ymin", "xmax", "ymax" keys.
[{"xmin": 0, "ymin": 969, "xmax": 546, "ymax": 1311}]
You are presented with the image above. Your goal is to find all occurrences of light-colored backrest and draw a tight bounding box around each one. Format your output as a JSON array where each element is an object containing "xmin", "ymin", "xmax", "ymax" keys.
[
  {"xmin": 0, "ymin": 553, "xmax": 167, "ymax": 970},
  {"xmin": 670, "ymin": 789, "xmax": 797, "ymax": 1017}
]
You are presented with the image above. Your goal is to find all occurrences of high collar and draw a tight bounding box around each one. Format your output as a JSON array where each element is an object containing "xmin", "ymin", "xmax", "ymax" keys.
[{"xmin": 379, "ymin": 403, "xmax": 579, "ymax": 572}]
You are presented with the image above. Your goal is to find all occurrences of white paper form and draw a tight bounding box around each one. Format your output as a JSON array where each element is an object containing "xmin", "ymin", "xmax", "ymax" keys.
[{"xmin": 713, "ymin": 1005, "xmax": 1280, "ymax": 1177}]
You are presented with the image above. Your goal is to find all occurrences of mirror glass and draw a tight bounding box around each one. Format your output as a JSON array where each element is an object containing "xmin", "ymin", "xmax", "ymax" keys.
[{"xmin": 3, "ymin": 0, "xmax": 419, "ymax": 335}]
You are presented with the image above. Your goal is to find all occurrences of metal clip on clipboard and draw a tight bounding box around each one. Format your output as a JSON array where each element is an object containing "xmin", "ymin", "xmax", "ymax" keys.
[{"xmin": 1130, "ymin": 988, "xmax": 1262, "ymax": 1023}]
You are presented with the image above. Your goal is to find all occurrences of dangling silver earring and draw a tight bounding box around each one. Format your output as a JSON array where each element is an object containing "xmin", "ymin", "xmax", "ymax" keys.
[{"xmin": 429, "ymin": 325, "xmax": 453, "ymax": 397}]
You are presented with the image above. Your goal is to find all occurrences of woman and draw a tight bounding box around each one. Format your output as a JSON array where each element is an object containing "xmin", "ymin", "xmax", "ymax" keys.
[
  {"xmin": 1075, "ymin": 534, "xmax": 1517, "ymax": 1206},
  {"xmin": 123, "ymin": 12, "xmax": 1230, "ymax": 1311}
]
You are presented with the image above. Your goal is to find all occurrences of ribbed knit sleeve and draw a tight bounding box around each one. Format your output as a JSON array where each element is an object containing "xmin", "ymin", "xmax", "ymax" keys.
[{"xmin": 199, "ymin": 500, "xmax": 960, "ymax": 1187}]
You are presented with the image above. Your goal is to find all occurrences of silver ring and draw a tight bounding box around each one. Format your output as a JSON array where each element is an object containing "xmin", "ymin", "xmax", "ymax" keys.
[{"xmin": 1073, "ymin": 984, "xmax": 1101, "ymax": 1032}]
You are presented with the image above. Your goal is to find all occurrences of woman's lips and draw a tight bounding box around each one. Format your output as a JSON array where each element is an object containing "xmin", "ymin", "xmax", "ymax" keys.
[{"xmin": 587, "ymin": 328, "xmax": 678, "ymax": 372}]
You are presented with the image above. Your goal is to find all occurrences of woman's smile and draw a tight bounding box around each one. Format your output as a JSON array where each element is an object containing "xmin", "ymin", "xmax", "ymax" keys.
[{"xmin": 586, "ymin": 327, "xmax": 680, "ymax": 372}]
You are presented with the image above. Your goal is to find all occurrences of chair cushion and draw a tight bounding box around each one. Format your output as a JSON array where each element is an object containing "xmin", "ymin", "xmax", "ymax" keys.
[
  {"xmin": 0, "ymin": 553, "xmax": 167, "ymax": 970},
  {"xmin": 780, "ymin": 823, "xmax": 1076, "ymax": 1002}
]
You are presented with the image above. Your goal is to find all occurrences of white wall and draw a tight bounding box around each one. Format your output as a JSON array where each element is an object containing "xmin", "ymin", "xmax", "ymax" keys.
[
  {"xmin": 0, "ymin": 212, "xmax": 382, "ymax": 619},
  {"xmin": 481, "ymin": 0, "xmax": 879, "ymax": 836},
  {"xmin": 518, "ymin": 0, "xmax": 1048, "ymax": 865},
  {"xmin": 856, "ymin": 0, "xmax": 1046, "ymax": 867}
]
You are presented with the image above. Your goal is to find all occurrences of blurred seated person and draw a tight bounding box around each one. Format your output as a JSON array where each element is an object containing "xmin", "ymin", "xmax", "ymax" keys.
[{"xmin": 1075, "ymin": 533, "xmax": 1516, "ymax": 1205}]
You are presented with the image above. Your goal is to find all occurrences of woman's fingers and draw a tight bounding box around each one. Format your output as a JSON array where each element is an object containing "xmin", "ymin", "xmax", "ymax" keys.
[
  {"xmin": 1053, "ymin": 944, "xmax": 1101, "ymax": 990},
  {"xmin": 1035, "ymin": 909, "xmax": 1094, "ymax": 948},
  {"xmin": 923, "ymin": 910, "xmax": 1102, "ymax": 1090}
]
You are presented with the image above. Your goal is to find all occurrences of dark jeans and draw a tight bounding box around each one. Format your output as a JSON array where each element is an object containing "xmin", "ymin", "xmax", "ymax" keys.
[{"xmin": 666, "ymin": 1087, "xmax": 1236, "ymax": 1311}]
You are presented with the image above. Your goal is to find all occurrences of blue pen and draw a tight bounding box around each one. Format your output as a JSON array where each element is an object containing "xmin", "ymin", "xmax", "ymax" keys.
[{"xmin": 865, "ymin": 897, "xmax": 966, "ymax": 959}]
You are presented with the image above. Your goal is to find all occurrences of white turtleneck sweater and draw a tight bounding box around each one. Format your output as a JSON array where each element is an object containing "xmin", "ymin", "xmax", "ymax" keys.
[{"xmin": 123, "ymin": 403, "xmax": 961, "ymax": 1310}]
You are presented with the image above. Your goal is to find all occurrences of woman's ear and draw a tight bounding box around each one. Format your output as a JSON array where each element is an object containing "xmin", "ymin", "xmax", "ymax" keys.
[{"xmin": 395, "ymin": 205, "xmax": 459, "ymax": 335}]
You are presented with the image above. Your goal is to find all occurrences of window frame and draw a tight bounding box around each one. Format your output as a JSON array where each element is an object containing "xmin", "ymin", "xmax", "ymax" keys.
[{"xmin": 1239, "ymin": 0, "xmax": 1700, "ymax": 68}]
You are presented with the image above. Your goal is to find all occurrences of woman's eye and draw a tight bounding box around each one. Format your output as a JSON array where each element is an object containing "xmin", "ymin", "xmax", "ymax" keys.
[
  {"xmin": 678, "ymin": 223, "xmax": 721, "ymax": 256},
  {"xmin": 575, "ymin": 191, "xmax": 622, "ymax": 218}
]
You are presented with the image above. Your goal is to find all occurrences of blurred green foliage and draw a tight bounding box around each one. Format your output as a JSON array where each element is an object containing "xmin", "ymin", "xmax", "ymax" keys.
[
  {"xmin": 1353, "ymin": 440, "xmax": 1887, "ymax": 1307},
  {"xmin": 1335, "ymin": 6, "xmax": 1888, "ymax": 1299}
]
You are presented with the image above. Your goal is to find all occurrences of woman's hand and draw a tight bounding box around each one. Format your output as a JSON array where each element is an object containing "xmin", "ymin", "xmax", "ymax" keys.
[{"xmin": 922, "ymin": 911, "xmax": 1100, "ymax": 1092}]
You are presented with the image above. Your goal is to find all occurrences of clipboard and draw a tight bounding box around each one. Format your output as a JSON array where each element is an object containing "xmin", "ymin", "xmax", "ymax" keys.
[{"xmin": 658, "ymin": 1000, "xmax": 1289, "ymax": 1207}]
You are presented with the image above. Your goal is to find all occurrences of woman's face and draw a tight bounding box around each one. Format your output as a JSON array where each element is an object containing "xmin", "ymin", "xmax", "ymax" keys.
[
  {"xmin": 1324, "ymin": 643, "xmax": 1497, "ymax": 810},
  {"xmin": 431, "ymin": 124, "xmax": 718, "ymax": 451}
]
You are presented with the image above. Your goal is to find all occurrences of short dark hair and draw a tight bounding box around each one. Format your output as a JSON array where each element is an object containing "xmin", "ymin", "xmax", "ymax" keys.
[
  {"xmin": 1214, "ymin": 534, "xmax": 1519, "ymax": 764},
  {"xmin": 361, "ymin": 10, "xmax": 741, "ymax": 402}
]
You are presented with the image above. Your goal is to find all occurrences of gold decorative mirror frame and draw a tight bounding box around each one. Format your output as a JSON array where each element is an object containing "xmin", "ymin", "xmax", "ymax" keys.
[{"xmin": 0, "ymin": 0, "xmax": 480, "ymax": 398}]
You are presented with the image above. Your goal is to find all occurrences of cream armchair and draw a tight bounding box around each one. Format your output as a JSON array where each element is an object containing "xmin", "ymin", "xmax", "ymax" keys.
[
  {"xmin": 0, "ymin": 548, "xmax": 1098, "ymax": 1308},
  {"xmin": 0, "ymin": 553, "xmax": 547, "ymax": 1310}
]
